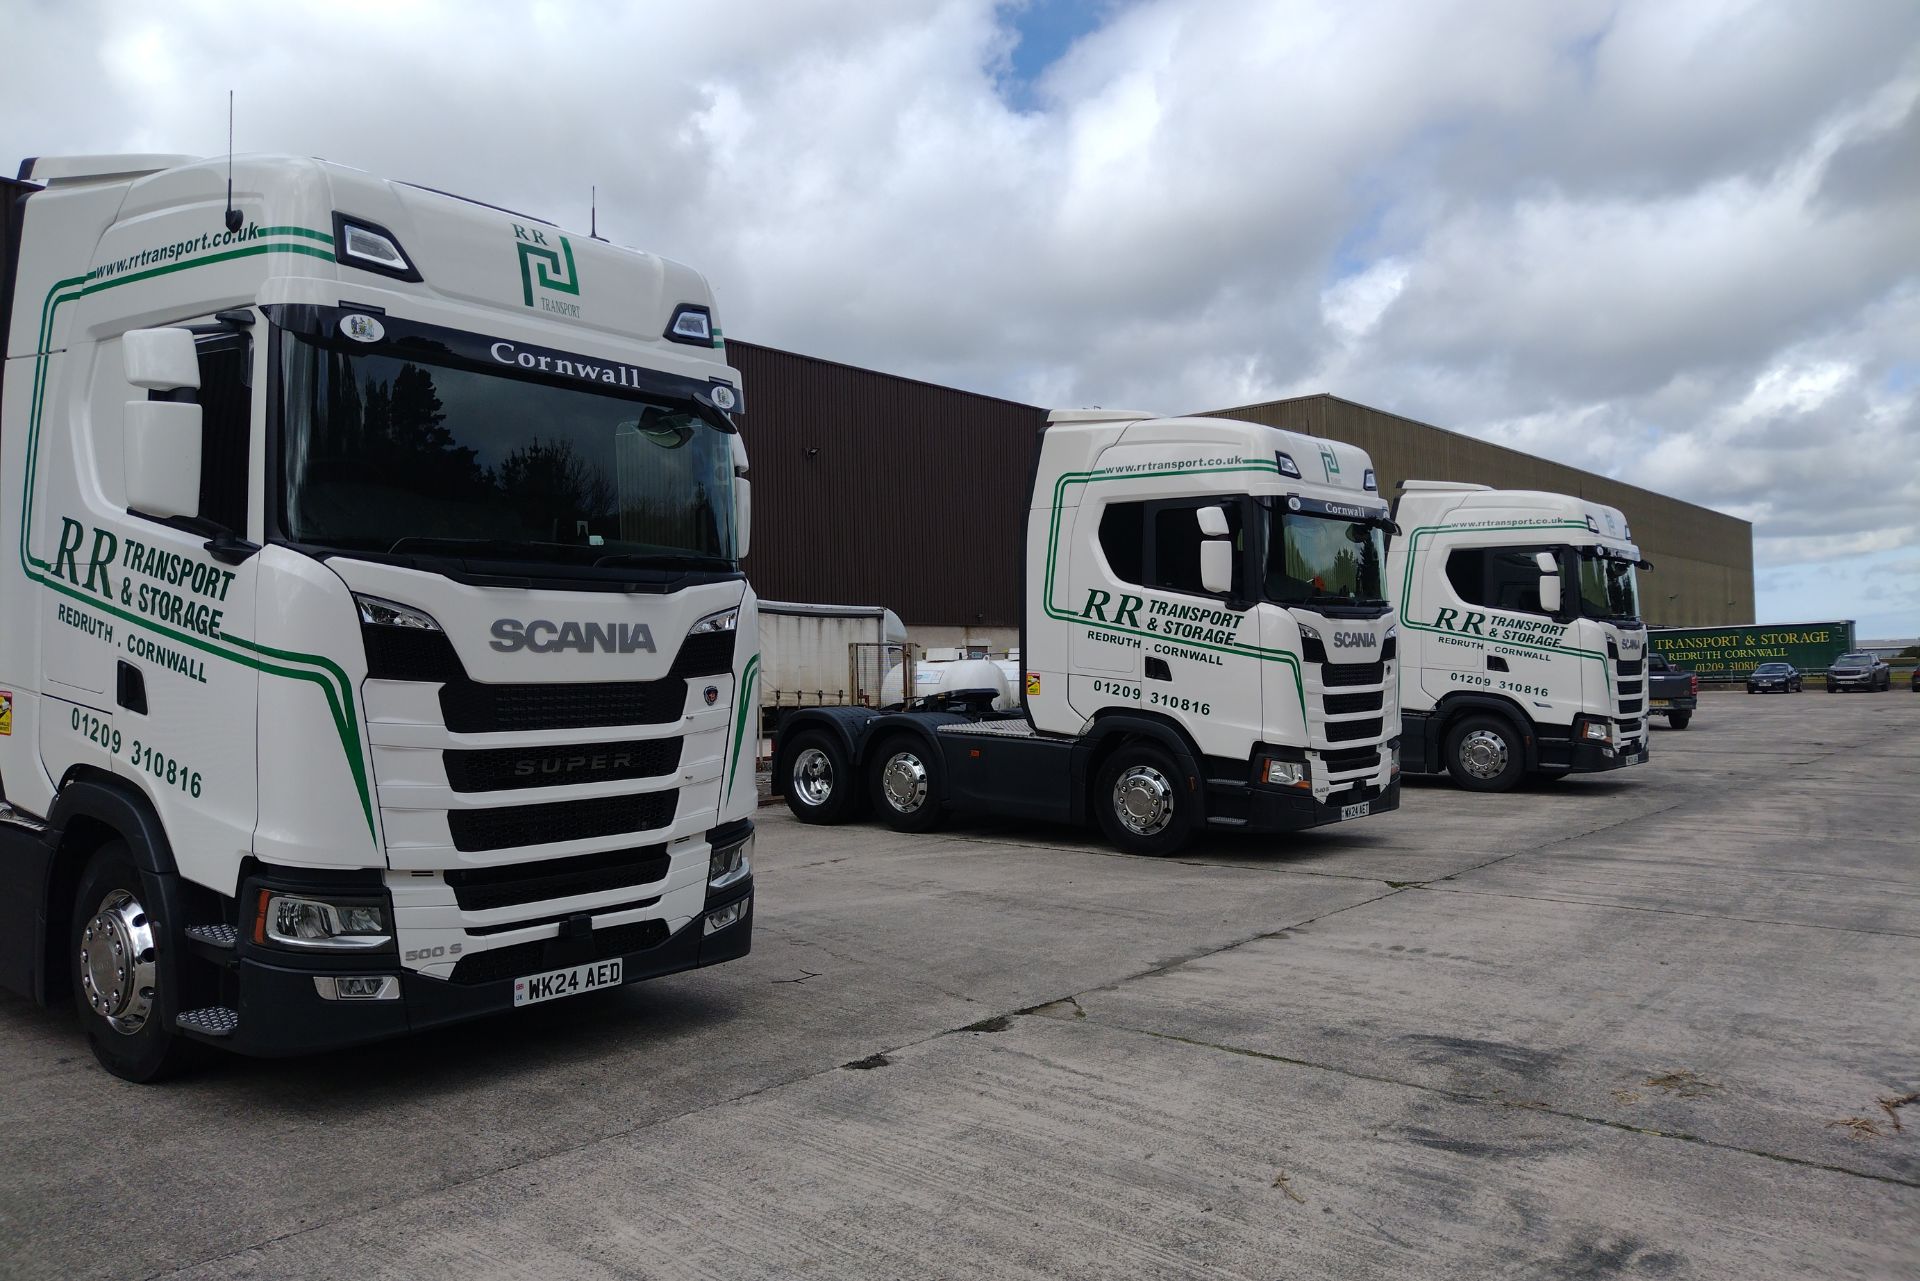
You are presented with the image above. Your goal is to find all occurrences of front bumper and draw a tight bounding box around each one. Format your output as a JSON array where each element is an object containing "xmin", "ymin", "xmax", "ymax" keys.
[
  {"xmin": 1828, "ymin": 675, "xmax": 1875, "ymax": 688},
  {"xmin": 1216, "ymin": 777, "xmax": 1402, "ymax": 832},
  {"xmin": 1565, "ymin": 738, "xmax": 1649, "ymax": 772},
  {"xmin": 210, "ymin": 880, "xmax": 753, "ymax": 1058}
]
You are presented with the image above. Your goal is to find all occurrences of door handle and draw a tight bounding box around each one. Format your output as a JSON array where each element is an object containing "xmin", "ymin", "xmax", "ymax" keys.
[
  {"xmin": 116, "ymin": 661, "xmax": 148, "ymax": 714},
  {"xmin": 1145, "ymin": 657, "xmax": 1172, "ymax": 681}
]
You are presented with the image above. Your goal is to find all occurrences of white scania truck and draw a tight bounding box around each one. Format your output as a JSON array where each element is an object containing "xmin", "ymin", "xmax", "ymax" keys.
[
  {"xmin": 774, "ymin": 410, "xmax": 1402, "ymax": 855},
  {"xmin": 0, "ymin": 154, "xmax": 759, "ymax": 1079},
  {"xmin": 1386, "ymin": 481, "xmax": 1651, "ymax": 791}
]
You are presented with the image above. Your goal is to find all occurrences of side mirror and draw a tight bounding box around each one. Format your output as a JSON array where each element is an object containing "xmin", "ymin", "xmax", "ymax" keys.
[
  {"xmin": 1534, "ymin": 550, "xmax": 1562, "ymax": 616},
  {"xmin": 1196, "ymin": 505, "xmax": 1229, "ymax": 537},
  {"xmin": 1200, "ymin": 541, "xmax": 1234, "ymax": 594},
  {"xmin": 733, "ymin": 476, "xmax": 751, "ymax": 561},
  {"xmin": 124, "ymin": 401, "xmax": 203, "ymax": 519},
  {"xmin": 123, "ymin": 327, "xmax": 201, "ymax": 391}
]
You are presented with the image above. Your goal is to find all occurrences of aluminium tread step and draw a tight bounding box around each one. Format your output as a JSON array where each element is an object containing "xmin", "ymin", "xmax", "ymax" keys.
[{"xmin": 174, "ymin": 1006, "xmax": 239, "ymax": 1039}]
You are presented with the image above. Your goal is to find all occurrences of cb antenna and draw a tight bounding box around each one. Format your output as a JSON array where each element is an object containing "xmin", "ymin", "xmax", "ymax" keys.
[
  {"xmin": 590, "ymin": 184, "xmax": 606, "ymax": 241},
  {"xmin": 222, "ymin": 90, "xmax": 242, "ymax": 233}
]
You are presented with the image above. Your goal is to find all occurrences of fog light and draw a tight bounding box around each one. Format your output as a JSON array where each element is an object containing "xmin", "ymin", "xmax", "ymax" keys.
[
  {"xmin": 312, "ymin": 975, "xmax": 400, "ymax": 1001},
  {"xmin": 1261, "ymin": 757, "xmax": 1310, "ymax": 788},
  {"xmin": 704, "ymin": 897, "xmax": 748, "ymax": 935},
  {"xmin": 709, "ymin": 833, "xmax": 753, "ymax": 889}
]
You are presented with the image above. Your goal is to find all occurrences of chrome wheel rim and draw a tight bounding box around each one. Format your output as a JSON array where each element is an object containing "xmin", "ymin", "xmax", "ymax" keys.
[
  {"xmin": 881, "ymin": 751, "xmax": 929, "ymax": 813},
  {"xmin": 1458, "ymin": 729, "xmax": 1510, "ymax": 780},
  {"xmin": 79, "ymin": 888, "xmax": 157, "ymax": 1036},
  {"xmin": 793, "ymin": 748, "xmax": 836, "ymax": 807},
  {"xmin": 1112, "ymin": 765, "xmax": 1174, "ymax": 837}
]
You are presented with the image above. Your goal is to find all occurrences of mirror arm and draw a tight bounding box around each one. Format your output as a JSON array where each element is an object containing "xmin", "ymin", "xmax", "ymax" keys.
[{"xmin": 204, "ymin": 532, "xmax": 261, "ymax": 566}]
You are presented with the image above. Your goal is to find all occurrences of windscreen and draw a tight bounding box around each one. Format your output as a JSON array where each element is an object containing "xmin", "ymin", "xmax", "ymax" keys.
[
  {"xmin": 279, "ymin": 334, "xmax": 736, "ymax": 567},
  {"xmin": 1576, "ymin": 551, "xmax": 1641, "ymax": 623},
  {"xmin": 1265, "ymin": 510, "xmax": 1387, "ymax": 608}
]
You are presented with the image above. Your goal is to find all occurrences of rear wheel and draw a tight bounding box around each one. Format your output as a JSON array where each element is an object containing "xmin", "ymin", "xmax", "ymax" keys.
[
  {"xmin": 781, "ymin": 730, "xmax": 859, "ymax": 824},
  {"xmin": 1668, "ymin": 712, "xmax": 1692, "ymax": 730},
  {"xmin": 1094, "ymin": 743, "xmax": 1197, "ymax": 856},
  {"xmin": 868, "ymin": 735, "xmax": 948, "ymax": 833},
  {"xmin": 71, "ymin": 842, "xmax": 193, "ymax": 1083},
  {"xmin": 1443, "ymin": 715, "xmax": 1526, "ymax": 792}
]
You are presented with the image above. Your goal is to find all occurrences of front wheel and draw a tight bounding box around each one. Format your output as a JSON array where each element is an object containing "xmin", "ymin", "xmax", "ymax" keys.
[
  {"xmin": 868, "ymin": 735, "xmax": 948, "ymax": 833},
  {"xmin": 1094, "ymin": 744, "xmax": 1197, "ymax": 856},
  {"xmin": 72, "ymin": 842, "xmax": 193, "ymax": 1082},
  {"xmin": 1443, "ymin": 715, "xmax": 1527, "ymax": 792},
  {"xmin": 781, "ymin": 730, "xmax": 860, "ymax": 824},
  {"xmin": 1668, "ymin": 712, "xmax": 1692, "ymax": 730}
]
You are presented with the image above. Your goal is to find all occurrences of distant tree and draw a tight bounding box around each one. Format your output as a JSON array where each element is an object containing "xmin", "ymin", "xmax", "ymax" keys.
[{"xmin": 498, "ymin": 437, "xmax": 615, "ymax": 540}]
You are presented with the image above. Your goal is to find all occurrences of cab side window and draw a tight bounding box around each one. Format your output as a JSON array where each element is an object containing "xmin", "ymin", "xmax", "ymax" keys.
[
  {"xmin": 1445, "ymin": 546, "xmax": 1556, "ymax": 614},
  {"xmin": 189, "ymin": 331, "xmax": 251, "ymax": 534},
  {"xmin": 1098, "ymin": 499, "xmax": 1243, "ymax": 598}
]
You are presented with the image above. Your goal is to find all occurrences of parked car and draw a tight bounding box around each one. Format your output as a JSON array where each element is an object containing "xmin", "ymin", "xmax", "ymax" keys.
[
  {"xmin": 1746, "ymin": 662, "xmax": 1802, "ymax": 693},
  {"xmin": 1647, "ymin": 652, "xmax": 1698, "ymax": 729},
  {"xmin": 1825, "ymin": 651, "xmax": 1890, "ymax": 692}
]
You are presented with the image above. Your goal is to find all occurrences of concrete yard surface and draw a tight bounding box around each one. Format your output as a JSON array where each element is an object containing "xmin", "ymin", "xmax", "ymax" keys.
[{"xmin": 0, "ymin": 693, "xmax": 1914, "ymax": 1279}]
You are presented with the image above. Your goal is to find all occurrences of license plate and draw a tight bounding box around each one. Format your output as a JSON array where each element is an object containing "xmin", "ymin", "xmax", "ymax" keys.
[
  {"xmin": 1625, "ymin": 749, "xmax": 1648, "ymax": 765},
  {"xmin": 1651, "ymin": 698, "xmax": 1671, "ymax": 707},
  {"xmin": 1339, "ymin": 801, "xmax": 1371, "ymax": 822},
  {"xmin": 513, "ymin": 958, "xmax": 623, "ymax": 1007}
]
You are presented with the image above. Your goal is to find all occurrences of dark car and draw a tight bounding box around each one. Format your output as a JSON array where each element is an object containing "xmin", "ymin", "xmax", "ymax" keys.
[
  {"xmin": 1911, "ymin": 665, "xmax": 1918, "ymax": 692},
  {"xmin": 1825, "ymin": 651, "xmax": 1890, "ymax": 692},
  {"xmin": 1746, "ymin": 662, "xmax": 1802, "ymax": 693}
]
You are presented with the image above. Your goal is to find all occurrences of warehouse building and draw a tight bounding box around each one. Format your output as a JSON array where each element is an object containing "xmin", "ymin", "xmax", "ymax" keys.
[{"xmin": 728, "ymin": 342, "xmax": 1754, "ymax": 646}]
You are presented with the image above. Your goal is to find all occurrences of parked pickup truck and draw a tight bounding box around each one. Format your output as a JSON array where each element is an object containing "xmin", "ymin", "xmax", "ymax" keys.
[{"xmin": 1647, "ymin": 653, "xmax": 1698, "ymax": 729}]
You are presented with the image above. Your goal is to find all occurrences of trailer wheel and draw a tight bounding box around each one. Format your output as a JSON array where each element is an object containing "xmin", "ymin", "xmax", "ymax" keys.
[
  {"xmin": 71, "ymin": 841, "xmax": 192, "ymax": 1082},
  {"xmin": 782, "ymin": 731, "xmax": 859, "ymax": 824},
  {"xmin": 1443, "ymin": 715, "xmax": 1526, "ymax": 792},
  {"xmin": 1094, "ymin": 744, "xmax": 1196, "ymax": 856},
  {"xmin": 869, "ymin": 736, "xmax": 948, "ymax": 833}
]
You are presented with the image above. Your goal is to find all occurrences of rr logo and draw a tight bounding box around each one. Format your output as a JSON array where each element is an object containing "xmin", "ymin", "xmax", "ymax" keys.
[
  {"xmin": 1319, "ymin": 445, "xmax": 1341, "ymax": 480},
  {"xmin": 514, "ymin": 223, "xmax": 580, "ymax": 308}
]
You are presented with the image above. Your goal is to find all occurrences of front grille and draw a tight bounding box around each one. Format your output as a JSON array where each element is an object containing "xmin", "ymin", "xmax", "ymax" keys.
[
  {"xmin": 448, "ymin": 918, "xmax": 671, "ymax": 984},
  {"xmin": 1325, "ymin": 717, "xmax": 1383, "ymax": 743},
  {"xmin": 1617, "ymin": 678, "xmax": 1643, "ymax": 696},
  {"xmin": 1322, "ymin": 661, "xmax": 1384, "ymax": 688},
  {"xmin": 1618, "ymin": 698, "xmax": 1643, "ymax": 714},
  {"xmin": 448, "ymin": 791, "xmax": 678, "ymax": 852},
  {"xmin": 363, "ymin": 625, "xmax": 464, "ymax": 682},
  {"xmin": 1321, "ymin": 745, "xmax": 1380, "ymax": 773},
  {"xmin": 1620, "ymin": 718, "xmax": 1644, "ymax": 734},
  {"xmin": 1616, "ymin": 658, "xmax": 1643, "ymax": 677},
  {"xmin": 444, "ymin": 738, "xmax": 682, "ymax": 793},
  {"xmin": 440, "ymin": 679, "xmax": 685, "ymax": 733},
  {"xmin": 444, "ymin": 844, "xmax": 672, "ymax": 911},
  {"xmin": 669, "ymin": 629, "xmax": 736, "ymax": 677},
  {"xmin": 1321, "ymin": 690, "xmax": 1383, "ymax": 715}
]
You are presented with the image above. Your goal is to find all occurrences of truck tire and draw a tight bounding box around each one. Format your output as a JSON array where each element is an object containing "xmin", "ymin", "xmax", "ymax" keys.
[
  {"xmin": 71, "ymin": 841, "xmax": 193, "ymax": 1083},
  {"xmin": 782, "ymin": 730, "xmax": 859, "ymax": 824},
  {"xmin": 1668, "ymin": 712, "xmax": 1692, "ymax": 730},
  {"xmin": 868, "ymin": 735, "xmax": 948, "ymax": 833},
  {"xmin": 1443, "ymin": 715, "xmax": 1526, "ymax": 792},
  {"xmin": 1094, "ymin": 743, "xmax": 1196, "ymax": 856}
]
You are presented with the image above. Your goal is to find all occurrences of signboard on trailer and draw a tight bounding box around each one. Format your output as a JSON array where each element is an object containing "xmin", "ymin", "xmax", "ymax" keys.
[{"xmin": 1648, "ymin": 621, "xmax": 1856, "ymax": 682}]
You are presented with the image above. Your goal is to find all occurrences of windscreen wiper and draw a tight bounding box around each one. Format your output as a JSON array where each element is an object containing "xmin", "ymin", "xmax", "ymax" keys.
[
  {"xmin": 388, "ymin": 536, "xmax": 584, "ymax": 562},
  {"xmin": 592, "ymin": 552, "xmax": 732, "ymax": 570}
]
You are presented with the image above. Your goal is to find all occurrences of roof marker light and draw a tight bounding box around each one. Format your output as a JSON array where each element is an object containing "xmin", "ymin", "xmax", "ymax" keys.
[
  {"xmin": 667, "ymin": 304, "xmax": 714, "ymax": 346},
  {"xmin": 332, "ymin": 213, "xmax": 421, "ymax": 282},
  {"xmin": 1363, "ymin": 468, "xmax": 1377, "ymax": 492},
  {"xmin": 1276, "ymin": 452, "xmax": 1302, "ymax": 479}
]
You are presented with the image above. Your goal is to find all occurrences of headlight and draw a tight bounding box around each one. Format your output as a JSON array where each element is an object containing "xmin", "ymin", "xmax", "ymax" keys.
[
  {"xmin": 690, "ymin": 607, "xmax": 739, "ymax": 635},
  {"xmin": 1390, "ymin": 742, "xmax": 1401, "ymax": 775},
  {"xmin": 255, "ymin": 892, "xmax": 392, "ymax": 951},
  {"xmin": 1296, "ymin": 621, "xmax": 1321, "ymax": 643},
  {"xmin": 709, "ymin": 831, "xmax": 753, "ymax": 889},
  {"xmin": 1576, "ymin": 717, "xmax": 1614, "ymax": 744}
]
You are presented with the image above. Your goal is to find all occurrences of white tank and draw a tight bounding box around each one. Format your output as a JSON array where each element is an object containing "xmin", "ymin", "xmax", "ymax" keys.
[{"xmin": 881, "ymin": 657, "xmax": 1015, "ymax": 710}]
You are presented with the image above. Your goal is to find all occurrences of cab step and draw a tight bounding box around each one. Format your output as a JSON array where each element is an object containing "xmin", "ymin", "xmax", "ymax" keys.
[
  {"xmin": 174, "ymin": 1006, "xmax": 239, "ymax": 1039},
  {"xmin": 183, "ymin": 923, "xmax": 239, "ymax": 966}
]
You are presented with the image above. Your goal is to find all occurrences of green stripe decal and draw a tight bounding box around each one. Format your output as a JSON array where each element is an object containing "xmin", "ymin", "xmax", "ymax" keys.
[
  {"xmin": 1040, "ymin": 460, "xmax": 1306, "ymax": 715},
  {"xmin": 726, "ymin": 655, "xmax": 761, "ymax": 803},
  {"xmin": 22, "ymin": 229, "xmax": 378, "ymax": 842}
]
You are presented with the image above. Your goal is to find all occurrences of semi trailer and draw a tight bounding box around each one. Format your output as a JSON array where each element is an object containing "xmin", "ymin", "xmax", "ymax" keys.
[
  {"xmin": 773, "ymin": 410, "xmax": 1402, "ymax": 856},
  {"xmin": 0, "ymin": 154, "xmax": 758, "ymax": 1079},
  {"xmin": 1386, "ymin": 481, "xmax": 1652, "ymax": 791}
]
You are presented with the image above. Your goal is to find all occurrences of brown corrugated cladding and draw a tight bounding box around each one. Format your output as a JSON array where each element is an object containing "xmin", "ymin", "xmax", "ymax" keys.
[
  {"xmin": 728, "ymin": 340, "xmax": 1045, "ymax": 626},
  {"xmin": 1199, "ymin": 394, "xmax": 1756, "ymax": 628}
]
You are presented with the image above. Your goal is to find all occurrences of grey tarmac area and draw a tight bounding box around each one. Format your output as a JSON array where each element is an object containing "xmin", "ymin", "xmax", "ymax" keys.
[{"xmin": 0, "ymin": 692, "xmax": 1914, "ymax": 1280}]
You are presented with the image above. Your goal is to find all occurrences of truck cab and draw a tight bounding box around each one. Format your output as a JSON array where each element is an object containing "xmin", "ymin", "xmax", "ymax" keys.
[
  {"xmin": 1, "ymin": 155, "xmax": 758, "ymax": 1078},
  {"xmin": 774, "ymin": 410, "xmax": 1402, "ymax": 854},
  {"xmin": 1387, "ymin": 481, "xmax": 1651, "ymax": 790}
]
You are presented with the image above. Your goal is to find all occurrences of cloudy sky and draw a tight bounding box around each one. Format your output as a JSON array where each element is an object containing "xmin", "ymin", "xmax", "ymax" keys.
[{"xmin": 5, "ymin": 0, "xmax": 1918, "ymax": 637}]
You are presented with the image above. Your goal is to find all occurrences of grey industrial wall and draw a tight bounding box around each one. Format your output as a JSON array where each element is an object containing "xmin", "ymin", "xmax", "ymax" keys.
[
  {"xmin": 729, "ymin": 342, "xmax": 1755, "ymax": 631},
  {"xmin": 729, "ymin": 341, "xmax": 1044, "ymax": 627},
  {"xmin": 1199, "ymin": 395, "xmax": 1755, "ymax": 628}
]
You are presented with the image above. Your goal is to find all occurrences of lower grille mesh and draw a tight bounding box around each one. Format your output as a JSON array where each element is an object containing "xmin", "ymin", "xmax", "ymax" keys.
[
  {"xmin": 448, "ymin": 791, "xmax": 678, "ymax": 852},
  {"xmin": 448, "ymin": 919, "xmax": 671, "ymax": 984}
]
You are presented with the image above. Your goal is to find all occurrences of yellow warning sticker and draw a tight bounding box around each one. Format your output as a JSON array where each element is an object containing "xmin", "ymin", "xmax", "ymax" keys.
[
  {"xmin": 0, "ymin": 691, "xmax": 12, "ymax": 736},
  {"xmin": 1025, "ymin": 672, "xmax": 1041, "ymax": 696}
]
